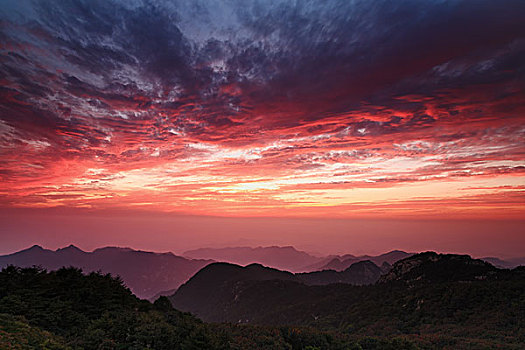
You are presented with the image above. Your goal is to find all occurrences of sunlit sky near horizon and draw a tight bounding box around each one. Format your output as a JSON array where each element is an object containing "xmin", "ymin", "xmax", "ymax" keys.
[{"xmin": 1, "ymin": 1, "xmax": 524, "ymax": 255}]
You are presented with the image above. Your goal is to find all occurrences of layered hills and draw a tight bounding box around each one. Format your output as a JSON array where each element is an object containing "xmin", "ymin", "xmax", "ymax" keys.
[
  {"xmin": 183, "ymin": 246, "xmax": 414, "ymax": 272},
  {"xmin": 0, "ymin": 266, "xmax": 418, "ymax": 349},
  {"xmin": 0, "ymin": 245, "xmax": 429, "ymax": 300},
  {"xmin": 0, "ymin": 245, "xmax": 211, "ymax": 299},
  {"xmin": 307, "ymin": 250, "xmax": 413, "ymax": 272},
  {"xmin": 169, "ymin": 252, "xmax": 525, "ymax": 347},
  {"xmin": 183, "ymin": 246, "xmax": 323, "ymax": 272},
  {"xmin": 172, "ymin": 260, "xmax": 384, "ymax": 322},
  {"xmin": 1, "ymin": 249, "xmax": 524, "ymax": 348}
]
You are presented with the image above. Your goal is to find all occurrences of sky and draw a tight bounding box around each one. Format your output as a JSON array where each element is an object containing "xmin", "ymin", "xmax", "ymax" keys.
[{"xmin": 1, "ymin": 0, "xmax": 524, "ymax": 257}]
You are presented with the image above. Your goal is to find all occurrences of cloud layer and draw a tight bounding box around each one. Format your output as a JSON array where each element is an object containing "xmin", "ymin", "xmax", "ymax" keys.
[{"xmin": 1, "ymin": 0, "xmax": 524, "ymax": 218}]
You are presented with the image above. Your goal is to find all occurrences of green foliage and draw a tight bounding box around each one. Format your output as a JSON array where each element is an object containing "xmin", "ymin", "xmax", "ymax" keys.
[
  {"xmin": 0, "ymin": 266, "xmax": 420, "ymax": 349},
  {"xmin": 213, "ymin": 324, "xmax": 417, "ymax": 350},
  {"xmin": 0, "ymin": 313, "xmax": 69, "ymax": 349},
  {"xmin": 3, "ymin": 263, "xmax": 521, "ymax": 349},
  {"xmin": 0, "ymin": 266, "xmax": 228, "ymax": 350}
]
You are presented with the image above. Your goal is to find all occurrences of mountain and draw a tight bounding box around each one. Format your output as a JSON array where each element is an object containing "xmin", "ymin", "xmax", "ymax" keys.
[
  {"xmin": 172, "ymin": 262, "xmax": 297, "ymax": 321},
  {"xmin": 0, "ymin": 245, "xmax": 212, "ymax": 299},
  {"xmin": 171, "ymin": 260, "xmax": 384, "ymax": 321},
  {"xmin": 0, "ymin": 266, "xmax": 419, "ymax": 350},
  {"xmin": 379, "ymin": 251, "xmax": 498, "ymax": 283},
  {"xmin": 317, "ymin": 256, "xmax": 360, "ymax": 271},
  {"xmin": 183, "ymin": 247, "xmax": 412, "ymax": 273},
  {"xmin": 149, "ymin": 288, "xmax": 179, "ymax": 302},
  {"xmin": 169, "ymin": 252, "xmax": 525, "ymax": 348},
  {"xmin": 297, "ymin": 260, "xmax": 382, "ymax": 286},
  {"xmin": 304, "ymin": 250, "xmax": 413, "ymax": 272},
  {"xmin": 481, "ymin": 256, "xmax": 525, "ymax": 269},
  {"xmin": 480, "ymin": 256, "xmax": 515, "ymax": 269},
  {"xmin": 183, "ymin": 246, "xmax": 324, "ymax": 272},
  {"xmin": 380, "ymin": 261, "xmax": 392, "ymax": 273},
  {"xmin": 301, "ymin": 255, "xmax": 341, "ymax": 271},
  {"xmin": 333, "ymin": 250, "xmax": 413, "ymax": 271},
  {"xmin": 367, "ymin": 250, "xmax": 414, "ymax": 266}
]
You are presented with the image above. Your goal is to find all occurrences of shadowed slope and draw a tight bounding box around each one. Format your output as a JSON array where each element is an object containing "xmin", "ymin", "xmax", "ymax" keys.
[
  {"xmin": 171, "ymin": 260, "xmax": 385, "ymax": 321},
  {"xmin": 379, "ymin": 251, "xmax": 498, "ymax": 283},
  {"xmin": 169, "ymin": 252, "xmax": 525, "ymax": 348},
  {"xmin": 297, "ymin": 260, "xmax": 382, "ymax": 285}
]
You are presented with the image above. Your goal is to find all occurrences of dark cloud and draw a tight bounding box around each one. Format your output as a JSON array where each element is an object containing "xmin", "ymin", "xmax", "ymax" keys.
[
  {"xmin": 2, "ymin": 0, "xmax": 523, "ymax": 132},
  {"xmin": 0, "ymin": 0, "xmax": 524, "ymax": 197}
]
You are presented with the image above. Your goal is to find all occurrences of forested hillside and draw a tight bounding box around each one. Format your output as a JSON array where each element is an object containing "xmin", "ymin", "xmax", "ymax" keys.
[
  {"xmin": 0, "ymin": 266, "xmax": 417, "ymax": 349},
  {"xmin": 2, "ymin": 253, "xmax": 523, "ymax": 349},
  {"xmin": 171, "ymin": 253, "xmax": 525, "ymax": 349}
]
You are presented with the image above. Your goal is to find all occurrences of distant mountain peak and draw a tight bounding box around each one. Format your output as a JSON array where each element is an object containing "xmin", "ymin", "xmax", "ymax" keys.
[
  {"xmin": 183, "ymin": 246, "xmax": 323, "ymax": 272},
  {"xmin": 56, "ymin": 244, "xmax": 84, "ymax": 253},
  {"xmin": 93, "ymin": 246, "xmax": 134, "ymax": 253},
  {"xmin": 386, "ymin": 249, "xmax": 406, "ymax": 254},
  {"xmin": 15, "ymin": 245, "xmax": 47, "ymax": 254},
  {"xmin": 348, "ymin": 259, "xmax": 376, "ymax": 267}
]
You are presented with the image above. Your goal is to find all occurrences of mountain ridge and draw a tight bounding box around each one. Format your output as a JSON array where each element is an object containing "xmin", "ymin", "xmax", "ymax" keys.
[
  {"xmin": 0, "ymin": 245, "xmax": 213, "ymax": 299},
  {"xmin": 170, "ymin": 251, "xmax": 525, "ymax": 332},
  {"xmin": 170, "ymin": 259, "xmax": 387, "ymax": 321},
  {"xmin": 183, "ymin": 245, "xmax": 324, "ymax": 272}
]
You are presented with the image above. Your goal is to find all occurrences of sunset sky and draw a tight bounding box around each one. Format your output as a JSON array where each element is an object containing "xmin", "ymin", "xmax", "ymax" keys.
[{"xmin": 1, "ymin": 1, "xmax": 524, "ymax": 256}]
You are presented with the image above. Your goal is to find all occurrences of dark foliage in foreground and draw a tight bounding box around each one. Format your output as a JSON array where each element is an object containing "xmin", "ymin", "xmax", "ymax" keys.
[
  {"xmin": 0, "ymin": 266, "xmax": 417, "ymax": 349},
  {"xmin": 2, "ymin": 252, "xmax": 524, "ymax": 349},
  {"xmin": 0, "ymin": 266, "xmax": 230, "ymax": 349}
]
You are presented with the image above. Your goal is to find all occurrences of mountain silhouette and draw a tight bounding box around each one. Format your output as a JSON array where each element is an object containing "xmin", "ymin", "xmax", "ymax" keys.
[
  {"xmin": 0, "ymin": 245, "xmax": 212, "ymax": 299},
  {"xmin": 303, "ymin": 250, "xmax": 412, "ymax": 271},
  {"xmin": 480, "ymin": 256, "xmax": 525, "ymax": 269},
  {"xmin": 169, "ymin": 251, "xmax": 525, "ymax": 347},
  {"xmin": 297, "ymin": 260, "xmax": 382, "ymax": 285},
  {"xmin": 170, "ymin": 259, "xmax": 385, "ymax": 321},
  {"xmin": 183, "ymin": 246, "xmax": 324, "ymax": 272},
  {"xmin": 379, "ymin": 251, "xmax": 498, "ymax": 283}
]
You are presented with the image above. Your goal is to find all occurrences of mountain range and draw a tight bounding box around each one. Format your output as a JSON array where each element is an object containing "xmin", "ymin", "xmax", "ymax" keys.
[
  {"xmin": 0, "ymin": 245, "xmax": 211, "ymax": 300},
  {"xmin": 306, "ymin": 250, "xmax": 414, "ymax": 271},
  {"xmin": 2, "ymin": 244, "xmax": 523, "ymax": 301},
  {"xmin": 479, "ymin": 256, "xmax": 525, "ymax": 269},
  {"xmin": 171, "ymin": 259, "xmax": 386, "ymax": 322},
  {"xmin": 169, "ymin": 251, "xmax": 525, "ymax": 349},
  {"xmin": 0, "ymin": 265, "xmax": 422, "ymax": 349},
  {"xmin": 0, "ymin": 245, "xmax": 411, "ymax": 300},
  {"xmin": 183, "ymin": 246, "xmax": 417, "ymax": 272},
  {"xmin": 183, "ymin": 246, "xmax": 324, "ymax": 272},
  {"xmin": 1, "ymin": 247, "xmax": 524, "ymax": 348}
]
